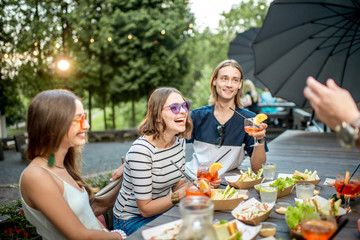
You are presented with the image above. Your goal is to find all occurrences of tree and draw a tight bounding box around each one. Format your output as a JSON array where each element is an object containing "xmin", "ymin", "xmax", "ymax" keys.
[
  {"xmin": 186, "ymin": 0, "xmax": 270, "ymax": 108},
  {"xmin": 0, "ymin": 0, "xmax": 24, "ymax": 137},
  {"xmin": 108, "ymin": 0, "xmax": 194, "ymax": 127}
]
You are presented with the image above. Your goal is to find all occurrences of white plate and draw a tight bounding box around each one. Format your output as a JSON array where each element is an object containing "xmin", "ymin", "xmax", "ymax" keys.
[
  {"xmin": 141, "ymin": 218, "xmax": 262, "ymax": 240},
  {"xmin": 142, "ymin": 219, "xmax": 182, "ymax": 240}
]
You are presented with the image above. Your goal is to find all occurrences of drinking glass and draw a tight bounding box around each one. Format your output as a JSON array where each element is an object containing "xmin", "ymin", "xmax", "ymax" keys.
[
  {"xmin": 185, "ymin": 178, "xmax": 211, "ymax": 197},
  {"xmin": 334, "ymin": 173, "xmax": 360, "ymax": 212},
  {"xmin": 296, "ymin": 183, "xmax": 315, "ymax": 199},
  {"xmin": 262, "ymin": 163, "xmax": 276, "ymax": 181},
  {"xmin": 244, "ymin": 117, "xmax": 264, "ymax": 147},
  {"xmin": 300, "ymin": 217, "xmax": 337, "ymax": 240},
  {"xmin": 197, "ymin": 166, "xmax": 219, "ymax": 183},
  {"xmin": 259, "ymin": 185, "xmax": 277, "ymax": 203}
]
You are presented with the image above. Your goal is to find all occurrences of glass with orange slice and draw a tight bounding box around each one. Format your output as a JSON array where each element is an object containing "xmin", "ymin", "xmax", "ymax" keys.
[
  {"xmin": 335, "ymin": 171, "xmax": 360, "ymax": 212},
  {"xmin": 197, "ymin": 162, "xmax": 224, "ymax": 183},
  {"xmin": 244, "ymin": 113, "xmax": 268, "ymax": 147},
  {"xmin": 186, "ymin": 178, "xmax": 211, "ymax": 197}
]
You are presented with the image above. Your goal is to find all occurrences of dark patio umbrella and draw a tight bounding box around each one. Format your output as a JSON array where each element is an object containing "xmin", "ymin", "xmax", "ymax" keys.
[
  {"xmin": 228, "ymin": 27, "xmax": 265, "ymax": 89},
  {"xmin": 252, "ymin": 0, "xmax": 360, "ymax": 107}
]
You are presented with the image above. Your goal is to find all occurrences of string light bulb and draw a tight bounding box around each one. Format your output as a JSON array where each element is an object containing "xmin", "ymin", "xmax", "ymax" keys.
[
  {"xmin": 189, "ymin": 23, "xmax": 193, "ymax": 29},
  {"xmin": 5, "ymin": 43, "xmax": 8, "ymax": 47},
  {"xmin": 161, "ymin": 29, "xmax": 166, "ymax": 35},
  {"xmin": 260, "ymin": 4, "xmax": 265, "ymax": 10},
  {"xmin": 4, "ymin": 53, "xmax": 9, "ymax": 59},
  {"xmin": 33, "ymin": 50, "xmax": 39, "ymax": 56},
  {"xmin": 128, "ymin": 34, "xmax": 133, "ymax": 40},
  {"xmin": 55, "ymin": 43, "xmax": 60, "ymax": 48},
  {"xmin": 74, "ymin": 38, "xmax": 79, "ymax": 43},
  {"xmin": 90, "ymin": 38, "xmax": 95, "ymax": 43},
  {"xmin": 34, "ymin": 42, "xmax": 38, "ymax": 47},
  {"xmin": 108, "ymin": 37, "xmax": 112, "ymax": 42}
]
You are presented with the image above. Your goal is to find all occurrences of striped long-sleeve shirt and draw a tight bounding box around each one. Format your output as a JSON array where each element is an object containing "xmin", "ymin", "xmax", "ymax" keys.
[{"xmin": 113, "ymin": 136, "xmax": 186, "ymax": 220}]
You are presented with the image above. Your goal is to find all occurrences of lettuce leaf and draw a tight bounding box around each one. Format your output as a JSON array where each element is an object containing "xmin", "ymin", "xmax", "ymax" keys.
[
  {"xmin": 285, "ymin": 202, "xmax": 320, "ymax": 230},
  {"xmin": 270, "ymin": 177, "xmax": 296, "ymax": 191}
]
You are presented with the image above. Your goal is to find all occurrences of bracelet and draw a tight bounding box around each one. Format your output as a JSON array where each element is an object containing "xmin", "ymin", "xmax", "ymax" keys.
[
  {"xmin": 256, "ymin": 136, "xmax": 266, "ymax": 144},
  {"xmin": 171, "ymin": 192, "xmax": 180, "ymax": 205},
  {"xmin": 111, "ymin": 230, "xmax": 127, "ymax": 239}
]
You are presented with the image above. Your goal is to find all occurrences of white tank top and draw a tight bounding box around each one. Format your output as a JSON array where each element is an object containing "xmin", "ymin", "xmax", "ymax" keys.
[{"xmin": 19, "ymin": 165, "xmax": 101, "ymax": 240}]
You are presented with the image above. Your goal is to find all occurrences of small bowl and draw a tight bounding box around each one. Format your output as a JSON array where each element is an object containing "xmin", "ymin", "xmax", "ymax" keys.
[
  {"xmin": 314, "ymin": 186, "xmax": 321, "ymax": 196},
  {"xmin": 275, "ymin": 202, "xmax": 290, "ymax": 215},
  {"xmin": 259, "ymin": 222, "xmax": 277, "ymax": 237}
]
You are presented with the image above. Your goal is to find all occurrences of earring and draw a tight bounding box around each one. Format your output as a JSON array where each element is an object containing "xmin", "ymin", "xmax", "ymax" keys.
[{"xmin": 48, "ymin": 153, "xmax": 55, "ymax": 166}]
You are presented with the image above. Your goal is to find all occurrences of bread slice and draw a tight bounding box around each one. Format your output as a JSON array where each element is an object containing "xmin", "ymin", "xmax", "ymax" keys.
[{"xmin": 214, "ymin": 220, "xmax": 239, "ymax": 240}]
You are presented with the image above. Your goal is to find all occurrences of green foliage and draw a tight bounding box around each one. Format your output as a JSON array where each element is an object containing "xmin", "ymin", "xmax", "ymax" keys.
[
  {"xmin": 85, "ymin": 173, "xmax": 112, "ymax": 190},
  {"xmin": 2, "ymin": 0, "xmax": 270, "ymax": 130},
  {"xmin": 0, "ymin": 200, "xmax": 39, "ymax": 239}
]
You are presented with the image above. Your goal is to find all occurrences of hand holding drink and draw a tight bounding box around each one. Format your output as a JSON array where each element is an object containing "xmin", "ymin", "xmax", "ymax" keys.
[{"xmin": 244, "ymin": 114, "xmax": 268, "ymax": 147}]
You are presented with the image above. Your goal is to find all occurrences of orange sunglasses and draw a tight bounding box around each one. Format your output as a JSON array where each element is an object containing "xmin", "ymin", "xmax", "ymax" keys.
[{"xmin": 73, "ymin": 113, "xmax": 87, "ymax": 129}]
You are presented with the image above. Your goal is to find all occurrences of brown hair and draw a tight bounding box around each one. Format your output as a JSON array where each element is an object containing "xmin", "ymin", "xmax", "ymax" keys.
[
  {"xmin": 138, "ymin": 87, "xmax": 193, "ymax": 140},
  {"xmin": 209, "ymin": 59, "xmax": 244, "ymax": 107},
  {"xmin": 26, "ymin": 89, "xmax": 93, "ymax": 196}
]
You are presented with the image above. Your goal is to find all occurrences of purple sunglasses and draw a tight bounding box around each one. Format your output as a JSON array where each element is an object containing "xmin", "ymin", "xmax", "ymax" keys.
[{"xmin": 163, "ymin": 101, "xmax": 191, "ymax": 114}]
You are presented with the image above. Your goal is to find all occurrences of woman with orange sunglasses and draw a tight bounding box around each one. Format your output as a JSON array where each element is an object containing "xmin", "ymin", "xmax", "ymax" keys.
[{"xmin": 19, "ymin": 89, "xmax": 125, "ymax": 239}]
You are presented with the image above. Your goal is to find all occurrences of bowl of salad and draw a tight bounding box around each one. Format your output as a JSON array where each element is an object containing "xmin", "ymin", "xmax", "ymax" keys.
[
  {"xmin": 255, "ymin": 177, "xmax": 296, "ymax": 198},
  {"xmin": 225, "ymin": 168, "xmax": 264, "ymax": 189}
]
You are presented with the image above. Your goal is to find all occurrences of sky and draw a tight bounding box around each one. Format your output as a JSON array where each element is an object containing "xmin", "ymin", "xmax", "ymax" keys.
[{"xmin": 189, "ymin": 0, "xmax": 243, "ymax": 31}]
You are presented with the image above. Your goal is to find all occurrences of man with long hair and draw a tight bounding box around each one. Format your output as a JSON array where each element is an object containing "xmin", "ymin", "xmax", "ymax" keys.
[{"xmin": 185, "ymin": 59, "xmax": 268, "ymax": 187}]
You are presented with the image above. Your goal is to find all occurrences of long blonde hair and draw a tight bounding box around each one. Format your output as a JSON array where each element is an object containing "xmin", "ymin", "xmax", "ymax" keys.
[
  {"xmin": 26, "ymin": 89, "xmax": 94, "ymax": 196},
  {"xmin": 209, "ymin": 59, "xmax": 244, "ymax": 107},
  {"xmin": 244, "ymin": 79, "xmax": 259, "ymax": 102},
  {"xmin": 138, "ymin": 87, "xmax": 193, "ymax": 140}
]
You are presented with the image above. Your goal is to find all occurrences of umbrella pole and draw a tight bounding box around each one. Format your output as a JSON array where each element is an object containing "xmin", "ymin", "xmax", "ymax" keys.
[{"xmin": 307, "ymin": 110, "xmax": 323, "ymax": 132}]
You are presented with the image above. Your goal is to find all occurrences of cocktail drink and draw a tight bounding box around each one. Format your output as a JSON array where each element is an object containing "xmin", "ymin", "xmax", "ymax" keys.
[
  {"xmin": 244, "ymin": 117, "xmax": 265, "ymax": 147},
  {"xmin": 186, "ymin": 179, "xmax": 211, "ymax": 198},
  {"xmin": 196, "ymin": 162, "xmax": 223, "ymax": 183},
  {"xmin": 335, "ymin": 172, "xmax": 360, "ymax": 212},
  {"xmin": 197, "ymin": 169, "xmax": 219, "ymax": 182},
  {"xmin": 262, "ymin": 163, "xmax": 276, "ymax": 181},
  {"xmin": 296, "ymin": 183, "xmax": 315, "ymax": 199},
  {"xmin": 259, "ymin": 185, "xmax": 277, "ymax": 203},
  {"xmin": 301, "ymin": 219, "xmax": 337, "ymax": 240}
]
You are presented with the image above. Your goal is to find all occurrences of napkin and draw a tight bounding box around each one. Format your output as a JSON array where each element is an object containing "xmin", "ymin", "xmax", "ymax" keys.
[{"xmin": 323, "ymin": 178, "xmax": 335, "ymax": 186}]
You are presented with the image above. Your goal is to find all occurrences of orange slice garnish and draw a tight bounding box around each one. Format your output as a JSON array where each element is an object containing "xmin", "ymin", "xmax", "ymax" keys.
[
  {"xmin": 209, "ymin": 162, "xmax": 224, "ymax": 175},
  {"xmin": 199, "ymin": 179, "xmax": 210, "ymax": 190},
  {"xmin": 345, "ymin": 171, "xmax": 350, "ymax": 184},
  {"xmin": 254, "ymin": 113, "xmax": 268, "ymax": 125}
]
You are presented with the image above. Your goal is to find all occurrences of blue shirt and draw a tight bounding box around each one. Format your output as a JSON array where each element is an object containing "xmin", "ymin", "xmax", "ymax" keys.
[{"xmin": 185, "ymin": 105, "xmax": 268, "ymax": 179}]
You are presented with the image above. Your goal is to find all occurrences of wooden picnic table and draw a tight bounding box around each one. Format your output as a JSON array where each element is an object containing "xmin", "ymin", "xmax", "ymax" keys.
[{"xmin": 128, "ymin": 130, "xmax": 360, "ymax": 239}]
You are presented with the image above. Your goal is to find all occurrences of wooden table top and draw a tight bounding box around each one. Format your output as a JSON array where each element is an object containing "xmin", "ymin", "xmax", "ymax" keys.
[{"xmin": 128, "ymin": 130, "xmax": 360, "ymax": 240}]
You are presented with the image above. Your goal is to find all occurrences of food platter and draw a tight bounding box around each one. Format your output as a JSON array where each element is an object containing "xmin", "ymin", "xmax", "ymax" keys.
[
  {"xmin": 142, "ymin": 218, "xmax": 262, "ymax": 240},
  {"xmin": 225, "ymin": 175, "xmax": 264, "ymax": 189}
]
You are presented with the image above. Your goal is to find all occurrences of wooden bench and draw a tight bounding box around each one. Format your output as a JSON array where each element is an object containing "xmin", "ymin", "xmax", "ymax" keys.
[
  {"xmin": 0, "ymin": 134, "xmax": 27, "ymax": 161},
  {"xmin": 87, "ymin": 128, "xmax": 139, "ymax": 143},
  {"xmin": 292, "ymin": 108, "xmax": 311, "ymax": 130}
]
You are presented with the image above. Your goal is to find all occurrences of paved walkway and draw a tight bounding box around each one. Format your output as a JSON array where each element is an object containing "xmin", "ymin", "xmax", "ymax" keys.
[{"xmin": 0, "ymin": 141, "xmax": 195, "ymax": 203}]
